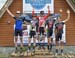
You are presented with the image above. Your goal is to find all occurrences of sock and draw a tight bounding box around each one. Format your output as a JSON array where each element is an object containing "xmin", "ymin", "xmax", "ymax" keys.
[
  {"xmin": 50, "ymin": 43, "xmax": 52, "ymax": 50},
  {"xmin": 20, "ymin": 47, "xmax": 23, "ymax": 50},
  {"xmin": 42, "ymin": 44, "xmax": 45, "ymax": 49},
  {"xmin": 33, "ymin": 43, "xmax": 36, "ymax": 49},
  {"xmin": 61, "ymin": 49, "xmax": 63, "ymax": 53},
  {"xmin": 56, "ymin": 49, "xmax": 58, "ymax": 53},
  {"xmin": 39, "ymin": 43, "xmax": 41, "ymax": 47},
  {"xmin": 47, "ymin": 45, "xmax": 49, "ymax": 50},
  {"xmin": 15, "ymin": 47, "xmax": 18, "ymax": 50},
  {"xmin": 28, "ymin": 43, "xmax": 31, "ymax": 50},
  {"xmin": 20, "ymin": 47, "xmax": 23, "ymax": 53},
  {"xmin": 33, "ymin": 46, "xmax": 35, "ymax": 53},
  {"xmin": 33, "ymin": 46, "xmax": 35, "ymax": 50},
  {"xmin": 28, "ymin": 46, "xmax": 31, "ymax": 50},
  {"xmin": 15, "ymin": 47, "xmax": 18, "ymax": 53}
]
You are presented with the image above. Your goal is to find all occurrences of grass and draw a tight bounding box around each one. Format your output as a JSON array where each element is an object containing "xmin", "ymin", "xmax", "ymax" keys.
[
  {"xmin": 73, "ymin": 0, "xmax": 75, "ymax": 3},
  {"xmin": 0, "ymin": 54, "xmax": 9, "ymax": 58}
]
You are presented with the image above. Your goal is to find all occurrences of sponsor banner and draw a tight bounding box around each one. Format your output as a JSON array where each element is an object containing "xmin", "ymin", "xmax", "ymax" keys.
[{"xmin": 23, "ymin": 0, "xmax": 54, "ymax": 13}]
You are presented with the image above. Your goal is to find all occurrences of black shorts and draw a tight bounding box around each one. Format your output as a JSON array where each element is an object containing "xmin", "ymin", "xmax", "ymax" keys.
[
  {"xmin": 47, "ymin": 29, "xmax": 53, "ymax": 38},
  {"xmin": 56, "ymin": 33, "xmax": 62, "ymax": 41},
  {"xmin": 15, "ymin": 29, "xmax": 23, "ymax": 36},
  {"xmin": 29, "ymin": 31, "xmax": 36, "ymax": 38},
  {"xmin": 39, "ymin": 27, "xmax": 44, "ymax": 35}
]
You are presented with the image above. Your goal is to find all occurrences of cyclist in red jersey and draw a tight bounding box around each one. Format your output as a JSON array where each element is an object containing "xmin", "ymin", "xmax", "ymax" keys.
[{"xmin": 32, "ymin": 6, "xmax": 50, "ymax": 49}]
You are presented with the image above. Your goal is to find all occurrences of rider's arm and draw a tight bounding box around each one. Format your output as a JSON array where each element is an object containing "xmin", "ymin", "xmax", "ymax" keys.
[{"xmin": 63, "ymin": 10, "xmax": 70, "ymax": 23}]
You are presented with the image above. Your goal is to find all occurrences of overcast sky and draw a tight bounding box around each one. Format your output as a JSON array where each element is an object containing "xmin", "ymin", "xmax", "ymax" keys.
[{"xmin": 0, "ymin": 0, "xmax": 7, "ymax": 10}]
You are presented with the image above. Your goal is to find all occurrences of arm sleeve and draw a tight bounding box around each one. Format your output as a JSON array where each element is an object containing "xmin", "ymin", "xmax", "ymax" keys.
[
  {"xmin": 45, "ymin": 20, "xmax": 48, "ymax": 27},
  {"xmin": 45, "ymin": 20, "xmax": 48, "ymax": 25},
  {"xmin": 24, "ymin": 18, "xmax": 31, "ymax": 22},
  {"xmin": 53, "ymin": 19, "xmax": 56, "ymax": 22},
  {"xmin": 22, "ymin": 17, "xmax": 25, "ymax": 22},
  {"xmin": 55, "ymin": 24, "xmax": 57, "ymax": 29},
  {"xmin": 13, "ymin": 16, "xmax": 17, "ymax": 20},
  {"xmin": 62, "ymin": 21, "xmax": 65, "ymax": 24}
]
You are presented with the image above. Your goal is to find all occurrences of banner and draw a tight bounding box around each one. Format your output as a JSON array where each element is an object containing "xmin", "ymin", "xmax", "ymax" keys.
[{"xmin": 23, "ymin": 0, "xmax": 54, "ymax": 13}]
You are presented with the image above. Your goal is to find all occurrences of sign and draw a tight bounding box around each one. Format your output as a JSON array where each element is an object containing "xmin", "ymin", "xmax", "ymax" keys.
[{"xmin": 23, "ymin": 0, "xmax": 54, "ymax": 13}]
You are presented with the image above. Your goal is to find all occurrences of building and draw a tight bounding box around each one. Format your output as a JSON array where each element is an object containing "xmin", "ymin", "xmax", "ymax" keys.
[{"xmin": 0, "ymin": 0, "xmax": 75, "ymax": 46}]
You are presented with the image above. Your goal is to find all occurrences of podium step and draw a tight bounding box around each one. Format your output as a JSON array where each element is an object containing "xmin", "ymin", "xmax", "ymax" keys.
[
  {"xmin": 11, "ymin": 54, "xmax": 75, "ymax": 58},
  {"xmin": 11, "ymin": 49, "xmax": 75, "ymax": 58}
]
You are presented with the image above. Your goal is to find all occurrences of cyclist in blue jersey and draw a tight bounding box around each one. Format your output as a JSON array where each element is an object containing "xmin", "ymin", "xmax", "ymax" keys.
[{"xmin": 6, "ymin": 7, "xmax": 31, "ymax": 54}]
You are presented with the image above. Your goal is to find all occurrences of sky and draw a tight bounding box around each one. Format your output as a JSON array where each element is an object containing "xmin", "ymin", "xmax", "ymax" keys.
[{"xmin": 0, "ymin": 0, "xmax": 7, "ymax": 10}]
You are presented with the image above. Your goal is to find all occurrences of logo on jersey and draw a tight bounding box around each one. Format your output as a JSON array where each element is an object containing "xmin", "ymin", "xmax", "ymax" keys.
[
  {"xmin": 58, "ymin": 24, "xmax": 63, "ymax": 30},
  {"xmin": 48, "ymin": 21, "xmax": 54, "ymax": 28},
  {"xmin": 39, "ymin": 19, "xmax": 45, "ymax": 27}
]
